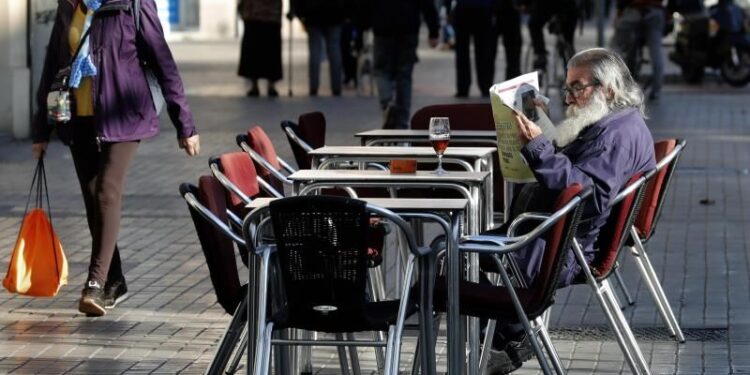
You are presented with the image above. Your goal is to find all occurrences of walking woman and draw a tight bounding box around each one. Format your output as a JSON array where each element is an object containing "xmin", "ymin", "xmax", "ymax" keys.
[
  {"xmin": 238, "ymin": 0, "xmax": 283, "ymax": 97},
  {"xmin": 31, "ymin": 0, "xmax": 200, "ymax": 317}
]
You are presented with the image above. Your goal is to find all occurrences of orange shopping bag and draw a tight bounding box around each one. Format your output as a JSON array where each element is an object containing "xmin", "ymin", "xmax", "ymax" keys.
[{"xmin": 3, "ymin": 158, "xmax": 68, "ymax": 297}]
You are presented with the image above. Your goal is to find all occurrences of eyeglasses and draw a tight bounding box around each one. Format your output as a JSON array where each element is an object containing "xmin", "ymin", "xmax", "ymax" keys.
[{"xmin": 562, "ymin": 83, "xmax": 599, "ymax": 99}]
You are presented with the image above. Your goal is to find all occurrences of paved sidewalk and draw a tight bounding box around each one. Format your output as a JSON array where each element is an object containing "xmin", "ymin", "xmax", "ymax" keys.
[{"xmin": 1, "ymin": 23, "xmax": 749, "ymax": 374}]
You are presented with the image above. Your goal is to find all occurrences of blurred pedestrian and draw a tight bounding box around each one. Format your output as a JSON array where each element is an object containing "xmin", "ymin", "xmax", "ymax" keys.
[
  {"xmin": 610, "ymin": 0, "xmax": 666, "ymax": 101},
  {"xmin": 447, "ymin": 0, "xmax": 495, "ymax": 98},
  {"xmin": 292, "ymin": 0, "xmax": 347, "ymax": 96},
  {"xmin": 31, "ymin": 0, "xmax": 199, "ymax": 317},
  {"xmin": 521, "ymin": 0, "xmax": 580, "ymax": 71},
  {"xmin": 238, "ymin": 0, "xmax": 283, "ymax": 97},
  {"xmin": 367, "ymin": 0, "xmax": 440, "ymax": 128},
  {"xmin": 491, "ymin": 0, "xmax": 523, "ymax": 81}
]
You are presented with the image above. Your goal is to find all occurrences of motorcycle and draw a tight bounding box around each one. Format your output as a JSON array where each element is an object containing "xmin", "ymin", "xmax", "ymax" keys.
[{"xmin": 669, "ymin": 2, "xmax": 750, "ymax": 87}]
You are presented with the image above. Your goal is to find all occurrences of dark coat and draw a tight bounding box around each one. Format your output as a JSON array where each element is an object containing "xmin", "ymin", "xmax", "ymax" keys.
[
  {"xmin": 32, "ymin": 0, "xmax": 197, "ymax": 144},
  {"xmin": 518, "ymin": 107, "xmax": 656, "ymax": 286}
]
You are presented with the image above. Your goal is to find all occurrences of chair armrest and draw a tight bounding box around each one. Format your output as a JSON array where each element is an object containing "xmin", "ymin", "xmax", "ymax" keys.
[{"xmin": 179, "ymin": 184, "xmax": 246, "ymax": 247}]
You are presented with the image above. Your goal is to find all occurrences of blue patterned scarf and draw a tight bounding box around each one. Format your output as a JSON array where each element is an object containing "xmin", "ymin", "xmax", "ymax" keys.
[{"xmin": 69, "ymin": 0, "xmax": 102, "ymax": 88}]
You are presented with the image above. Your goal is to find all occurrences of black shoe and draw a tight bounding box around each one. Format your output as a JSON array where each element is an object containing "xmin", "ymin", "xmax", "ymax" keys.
[
  {"xmin": 79, "ymin": 280, "xmax": 106, "ymax": 317},
  {"xmin": 246, "ymin": 87, "xmax": 260, "ymax": 97},
  {"xmin": 267, "ymin": 87, "xmax": 279, "ymax": 98},
  {"xmin": 506, "ymin": 333, "xmax": 534, "ymax": 366},
  {"xmin": 487, "ymin": 348, "xmax": 521, "ymax": 374},
  {"xmin": 104, "ymin": 277, "xmax": 128, "ymax": 309},
  {"xmin": 454, "ymin": 92, "xmax": 469, "ymax": 98}
]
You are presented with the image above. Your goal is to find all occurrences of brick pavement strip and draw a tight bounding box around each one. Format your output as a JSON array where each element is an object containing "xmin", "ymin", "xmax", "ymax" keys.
[{"xmin": 1, "ymin": 31, "xmax": 750, "ymax": 373}]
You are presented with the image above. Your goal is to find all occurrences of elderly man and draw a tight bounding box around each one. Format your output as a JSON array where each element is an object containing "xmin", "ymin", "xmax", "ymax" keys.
[{"xmin": 488, "ymin": 47, "xmax": 656, "ymax": 374}]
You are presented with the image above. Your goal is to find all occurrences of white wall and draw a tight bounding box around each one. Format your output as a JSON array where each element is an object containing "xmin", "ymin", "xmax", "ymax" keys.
[{"xmin": 0, "ymin": 0, "xmax": 31, "ymax": 139}]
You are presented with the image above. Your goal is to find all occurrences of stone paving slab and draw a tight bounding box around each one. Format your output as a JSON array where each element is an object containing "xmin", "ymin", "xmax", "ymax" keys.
[{"xmin": 1, "ymin": 20, "xmax": 749, "ymax": 374}]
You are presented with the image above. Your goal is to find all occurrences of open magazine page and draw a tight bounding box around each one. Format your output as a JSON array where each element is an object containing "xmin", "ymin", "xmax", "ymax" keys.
[{"xmin": 489, "ymin": 71, "xmax": 556, "ymax": 183}]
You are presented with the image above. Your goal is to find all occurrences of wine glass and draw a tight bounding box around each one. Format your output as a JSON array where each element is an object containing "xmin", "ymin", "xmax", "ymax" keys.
[{"xmin": 429, "ymin": 117, "xmax": 450, "ymax": 175}]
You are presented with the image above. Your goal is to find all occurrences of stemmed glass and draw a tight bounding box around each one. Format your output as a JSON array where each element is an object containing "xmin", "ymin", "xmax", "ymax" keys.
[{"xmin": 429, "ymin": 117, "xmax": 450, "ymax": 175}]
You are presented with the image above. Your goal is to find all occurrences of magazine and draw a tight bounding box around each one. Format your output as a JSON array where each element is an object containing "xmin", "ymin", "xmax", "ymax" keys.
[{"xmin": 489, "ymin": 71, "xmax": 556, "ymax": 183}]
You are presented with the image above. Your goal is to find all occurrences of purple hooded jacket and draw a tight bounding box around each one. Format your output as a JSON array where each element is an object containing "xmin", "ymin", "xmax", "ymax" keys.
[
  {"xmin": 517, "ymin": 107, "xmax": 656, "ymax": 287},
  {"xmin": 32, "ymin": 0, "xmax": 197, "ymax": 144}
]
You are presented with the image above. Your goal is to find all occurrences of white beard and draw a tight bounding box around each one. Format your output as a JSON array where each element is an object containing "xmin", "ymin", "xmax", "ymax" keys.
[{"xmin": 554, "ymin": 91, "xmax": 611, "ymax": 148}]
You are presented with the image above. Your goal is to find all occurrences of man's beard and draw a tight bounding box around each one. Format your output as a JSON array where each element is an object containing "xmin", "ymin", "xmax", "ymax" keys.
[{"xmin": 554, "ymin": 91, "xmax": 611, "ymax": 148}]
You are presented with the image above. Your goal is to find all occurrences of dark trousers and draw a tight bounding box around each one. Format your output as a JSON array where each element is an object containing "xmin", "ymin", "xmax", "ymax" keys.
[
  {"xmin": 492, "ymin": 0, "xmax": 523, "ymax": 80},
  {"xmin": 373, "ymin": 34, "xmax": 419, "ymax": 128},
  {"xmin": 528, "ymin": 0, "xmax": 579, "ymax": 57},
  {"xmin": 67, "ymin": 117, "xmax": 138, "ymax": 287},
  {"xmin": 453, "ymin": 6, "xmax": 495, "ymax": 95}
]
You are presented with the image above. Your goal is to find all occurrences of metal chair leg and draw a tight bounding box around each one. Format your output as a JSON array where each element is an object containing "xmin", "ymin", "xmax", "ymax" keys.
[
  {"xmin": 205, "ymin": 297, "xmax": 248, "ymax": 375},
  {"xmin": 346, "ymin": 333, "xmax": 362, "ymax": 375},
  {"xmin": 335, "ymin": 333, "xmax": 352, "ymax": 375},
  {"xmin": 602, "ymin": 280, "xmax": 651, "ymax": 375},
  {"xmin": 630, "ymin": 228, "xmax": 685, "ymax": 343},
  {"xmin": 479, "ymin": 319, "xmax": 497, "ymax": 374},
  {"xmin": 613, "ymin": 266, "xmax": 636, "ymax": 306},
  {"xmin": 535, "ymin": 317, "xmax": 566, "ymax": 375},
  {"xmin": 225, "ymin": 325, "xmax": 248, "ymax": 374}
]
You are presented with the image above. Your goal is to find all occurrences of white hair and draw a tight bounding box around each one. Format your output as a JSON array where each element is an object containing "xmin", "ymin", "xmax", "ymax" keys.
[{"xmin": 567, "ymin": 48, "xmax": 646, "ymax": 117}]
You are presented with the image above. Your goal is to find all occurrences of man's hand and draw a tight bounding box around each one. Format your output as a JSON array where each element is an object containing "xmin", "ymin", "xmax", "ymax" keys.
[
  {"xmin": 32, "ymin": 142, "xmax": 48, "ymax": 160},
  {"xmin": 533, "ymin": 98, "xmax": 550, "ymax": 117},
  {"xmin": 428, "ymin": 37, "xmax": 439, "ymax": 48},
  {"xmin": 513, "ymin": 111, "xmax": 542, "ymax": 145},
  {"xmin": 179, "ymin": 135, "xmax": 200, "ymax": 156}
]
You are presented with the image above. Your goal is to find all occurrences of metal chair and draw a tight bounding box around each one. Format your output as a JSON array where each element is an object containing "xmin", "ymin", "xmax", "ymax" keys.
[
  {"xmin": 179, "ymin": 176, "xmax": 249, "ymax": 375},
  {"xmin": 613, "ymin": 139, "xmax": 687, "ymax": 343},
  {"xmin": 571, "ymin": 174, "xmax": 652, "ymax": 375},
  {"xmin": 242, "ymin": 195, "xmax": 432, "ymax": 375},
  {"xmin": 208, "ymin": 152, "xmax": 282, "ymax": 210},
  {"xmin": 281, "ymin": 111, "xmax": 326, "ymax": 170},
  {"xmin": 437, "ymin": 184, "xmax": 593, "ymax": 374},
  {"xmin": 236, "ymin": 125, "xmax": 297, "ymax": 196}
]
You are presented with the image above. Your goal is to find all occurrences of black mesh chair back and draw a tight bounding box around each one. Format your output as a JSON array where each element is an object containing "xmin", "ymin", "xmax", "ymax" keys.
[{"xmin": 269, "ymin": 195, "xmax": 376, "ymax": 331}]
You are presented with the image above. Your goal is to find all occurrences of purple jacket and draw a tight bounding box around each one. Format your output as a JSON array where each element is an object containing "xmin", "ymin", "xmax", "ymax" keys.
[
  {"xmin": 32, "ymin": 0, "xmax": 197, "ymax": 143},
  {"xmin": 518, "ymin": 107, "xmax": 656, "ymax": 286}
]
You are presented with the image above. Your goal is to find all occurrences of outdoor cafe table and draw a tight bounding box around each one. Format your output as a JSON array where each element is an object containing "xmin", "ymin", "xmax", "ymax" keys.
[
  {"xmin": 244, "ymin": 197, "xmax": 467, "ymax": 375},
  {"xmin": 308, "ymin": 146, "xmax": 495, "ymax": 228},
  {"xmin": 353, "ymin": 129, "xmax": 515, "ymax": 221},
  {"xmin": 355, "ymin": 129, "xmax": 497, "ymax": 147},
  {"xmin": 288, "ymin": 169, "xmax": 491, "ymax": 375}
]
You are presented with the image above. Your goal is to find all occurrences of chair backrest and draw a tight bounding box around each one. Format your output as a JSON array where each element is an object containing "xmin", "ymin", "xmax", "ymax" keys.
[
  {"xmin": 281, "ymin": 111, "xmax": 327, "ymax": 169},
  {"xmin": 246, "ymin": 126, "xmax": 286, "ymax": 193},
  {"xmin": 211, "ymin": 152, "xmax": 262, "ymax": 210},
  {"xmin": 410, "ymin": 103, "xmax": 495, "ymax": 130},
  {"xmin": 410, "ymin": 103, "xmax": 504, "ymax": 212},
  {"xmin": 633, "ymin": 139, "xmax": 685, "ymax": 241},
  {"xmin": 179, "ymin": 176, "xmax": 243, "ymax": 315},
  {"xmin": 590, "ymin": 173, "xmax": 647, "ymax": 280},
  {"xmin": 268, "ymin": 196, "xmax": 371, "ymax": 322},
  {"xmin": 526, "ymin": 184, "xmax": 590, "ymax": 316}
]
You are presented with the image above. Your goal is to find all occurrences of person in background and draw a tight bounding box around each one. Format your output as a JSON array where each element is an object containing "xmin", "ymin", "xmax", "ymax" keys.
[
  {"xmin": 367, "ymin": 0, "xmax": 440, "ymax": 129},
  {"xmin": 520, "ymin": 0, "xmax": 581, "ymax": 71},
  {"xmin": 31, "ymin": 0, "xmax": 199, "ymax": 317},
  {"xmin": 610, "ymin": 0, "xmax": 667, "ymax": 101},
  {"xmin": 486, "ymin": 48, "xmax": 656, "ymax": 373},
  {"xmin": 292, "ymin": 0, "xmax": 347, "ymax": 96},
  {"xmin": 447, "ymin": 0, "xmax": 495, "ymax": 98},
  {"xmin": 491, "ymin": 0, "xmax": 523, "ymax": 81},
  {"xmin": 238, "ymin": 0, "xmax": 283, "ymax": 97}
]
